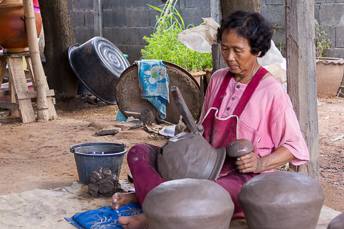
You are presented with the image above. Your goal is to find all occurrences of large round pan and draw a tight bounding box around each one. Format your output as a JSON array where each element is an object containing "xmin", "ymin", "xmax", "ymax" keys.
[
  {"xmin": 115, "ymin": 62, "xmax": 202, "ymax": 124},
  {"xmin": 68, "ymin": 36, "xmax": 130, "ymax": 104}
]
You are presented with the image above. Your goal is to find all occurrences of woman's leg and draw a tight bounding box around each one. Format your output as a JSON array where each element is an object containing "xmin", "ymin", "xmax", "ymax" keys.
[
  {"xmin": 216, "ymin": 172, "xmax": 256, "ymax": 219},
  {"xmin": 127, "ymin": 144, "xmax": 165, "ymax": 204}
]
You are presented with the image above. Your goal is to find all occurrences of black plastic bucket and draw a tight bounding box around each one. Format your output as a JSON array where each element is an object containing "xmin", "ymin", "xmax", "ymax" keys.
[{"xmin": 70, "ymin": 142, "xmax": 126, "ymax": 184}]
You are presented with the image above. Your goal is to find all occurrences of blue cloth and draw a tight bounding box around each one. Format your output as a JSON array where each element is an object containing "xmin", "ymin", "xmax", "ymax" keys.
[
  {"xmin": 115, "ymin": 110, "xmax": 128, "ymax": 122},
  {"xmin": 65, "ymin": 203, "xmax": 142, "ymax": 229},
  {"xmin": 137, "ymin": 60, "xmax": 169, "ymax": 119}
]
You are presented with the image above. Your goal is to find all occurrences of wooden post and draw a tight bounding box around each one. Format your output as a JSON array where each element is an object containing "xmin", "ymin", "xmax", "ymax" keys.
[
  {"xmin": 23, "ymin": 0, "xmax": 49, "ymax": 121},
  {"xmin": 286, "ymin": 0, "xmax": 319, "ymax": 177},
  {"xmin": 221, "ymin": 0, "xmax": 260, "ymax": 18}
]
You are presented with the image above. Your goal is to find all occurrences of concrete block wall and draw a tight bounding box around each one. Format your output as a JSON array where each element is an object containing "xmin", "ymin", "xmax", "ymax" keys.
[
  {"xmin": 261, "ymin": 0, "xmax": 344, "ymax": 57},
  {"xmin": 69, "ymin": 0, "xmax": 344, "ymax": 62},
  {"xmin": 70, "ymin": 0, "xmax": 99, "ymax": 43},
  {"xmin": 70, "ymin": 0, "xmax": 209, "ymax": 63}
]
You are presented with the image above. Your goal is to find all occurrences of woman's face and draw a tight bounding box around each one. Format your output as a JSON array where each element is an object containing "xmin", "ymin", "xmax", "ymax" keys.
[{"xmin": 220, "ymin": 29, "xmax": 258, "ymax": 77}]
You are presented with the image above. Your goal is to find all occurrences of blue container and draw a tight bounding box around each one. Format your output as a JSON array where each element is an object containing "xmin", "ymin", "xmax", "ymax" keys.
[{"xmin": 70, "ymin": 142, "xmax": 126, "ymax": 184}]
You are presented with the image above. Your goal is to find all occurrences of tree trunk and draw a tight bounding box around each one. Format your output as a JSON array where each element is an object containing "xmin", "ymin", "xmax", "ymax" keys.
[
  {"xmin": 286, "ymin": 0, "xmax": 319, "ymax": 177},
  {"xmin": 221, "ymin": 0, "xmax": 260, "ymax": 18},
  {"xmin": 38, "ymin": 0, "xmax": 78, "ymax": 98},
  {"xmin": 211, "ymin": 0, "xmax": 261, "ymax": 71}
]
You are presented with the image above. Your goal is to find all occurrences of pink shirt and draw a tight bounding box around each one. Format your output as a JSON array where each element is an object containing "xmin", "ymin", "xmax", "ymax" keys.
[{"xmin": 201, "ymin": 68, "xmax": 310, "ymax": 166}]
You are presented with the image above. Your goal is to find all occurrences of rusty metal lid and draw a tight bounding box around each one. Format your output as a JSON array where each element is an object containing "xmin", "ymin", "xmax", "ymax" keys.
[{"xmin": 115, "ymin": 61, "xmax": 202, "ymax": 123}]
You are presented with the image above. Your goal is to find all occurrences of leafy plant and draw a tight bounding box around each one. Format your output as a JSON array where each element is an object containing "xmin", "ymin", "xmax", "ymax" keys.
[
  {"xmin": 141, "ymin": 0, "xmax": 212, "ymax": 72},
  {"xmin": 315, "ymin": 24, "xmax": 331, "ymax": 57}
]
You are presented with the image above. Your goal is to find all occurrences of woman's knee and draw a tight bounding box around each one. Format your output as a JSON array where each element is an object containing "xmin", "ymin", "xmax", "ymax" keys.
[{"xmin": 127, "ymin": 144, "xmax": 157, "ymax": 165}]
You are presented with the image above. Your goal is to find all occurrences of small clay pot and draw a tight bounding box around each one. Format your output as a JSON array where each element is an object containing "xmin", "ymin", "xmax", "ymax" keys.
[
  {"xmin": 0, "ymin": 3, "xmax": 42, "ymax": 52},
  {"xmin": 143, "ymin": 179, "xmax": 234, "ymax": 229},
  {"xmin": 239, "ymin": 171, "xmax": 324, "ymax": 229},
  {"xmin": 327, "ymin": 213, "xmax": 344, "ymax": 229},
  {"xmin": 226, "ymin": 139, "xmax": 253, "ymax": 157}
]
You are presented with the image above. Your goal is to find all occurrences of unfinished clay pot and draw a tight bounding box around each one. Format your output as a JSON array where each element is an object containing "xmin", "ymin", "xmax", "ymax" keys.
[
  {"xmin": 327, "ymin": 213, "xmax": 344, "ymax": 229},
  {"xmin": 143, "ymin": 179, "xmax": 234, "ymax": 229},
  {"xmin": 157, "ymin": 132, "xmax": 226, "ymax": 180},
  {"xmin": 239, "ymin": 171, "xmax": 324, "ymax": 229},
  {"xmin": 226, "ymin": 139, "xmax": 253, "ymax": 157},
  {"xmin": 0, "ymin": 0, "xmax": 42, "ymax": 52}
]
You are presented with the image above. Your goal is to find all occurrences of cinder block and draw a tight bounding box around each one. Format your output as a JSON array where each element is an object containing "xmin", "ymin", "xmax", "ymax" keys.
[
  {"xmin": 183, "ymin": 0, "xmax": 209, "ymax": 8},
  {"xmin": 319, "ymin": 3, "xmax": 344, "ymax": 26},
  {"xmin": 72, "ymin": 0, "xmax": 94, "ymax": 10},
  {"xmin": 325, "ymin": 48, "xmax": 344, "ymax": 58},
  {"xmin": 263, "ymin": 0, "xmax": 284, "ymax": 5},
  {"xmin": 125, "ymin": 0, "xmax": 159, "ymax": 8},
  {"xmin": 322, "ymin": 26, "xmax": 336, "ymax": 48},
  {"xmin": 126, "ymin": 8, "xmax": 155, "ymax": 27},
  {"xmin": 102, "ymin": 9, "xmax": 127, "ymax": 27},
  {"xmin": 74, "ymin": 28, "xmax": 95, "ymax": 43},
  {"xmin": 179, "ymin": 7, "xmax": 209, "ymax": 26},
  {"xmin": 71, "ymin": 11, "xmax": 85, "ymax": 27},
  {"xmin": 261, "ymin": 4, "xmax": 285, "ymax": 27},
  {"xmin": 84, "ymin": 11, "xmax": 95, "ymax": 27},
  {"xmin": 335, "ymin": 26, "xmax": 344, "ymax": 47}
]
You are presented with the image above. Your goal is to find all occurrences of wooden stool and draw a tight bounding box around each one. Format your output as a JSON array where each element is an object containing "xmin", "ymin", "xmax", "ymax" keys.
[{"xmin": 0, "ymin": 51, "xmax": 56, "ymax": 123}]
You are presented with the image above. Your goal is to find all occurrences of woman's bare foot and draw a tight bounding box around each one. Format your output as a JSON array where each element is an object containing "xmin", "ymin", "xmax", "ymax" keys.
[
  {"xmin": 112, "ymin": 192, "xmax": 138, "ymax": 210},
  {"xmin": 119, "ymin": 214, "xmax": 148, "ymax": 229}
]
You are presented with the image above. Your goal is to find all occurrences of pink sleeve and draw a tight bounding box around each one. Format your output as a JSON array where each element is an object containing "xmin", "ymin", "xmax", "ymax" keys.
[
  {"xmin": 199, "ymin": 69, "xmax": 225, "ymax": 121},
  {"xmin": 270, "ymin": 97, "xmax": 310, "ymax": 165}
]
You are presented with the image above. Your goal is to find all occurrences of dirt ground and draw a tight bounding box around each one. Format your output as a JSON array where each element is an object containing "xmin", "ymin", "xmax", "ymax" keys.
[{"xmin": 0, "ymin": 97, "xmax": 343, "ymax": 212}]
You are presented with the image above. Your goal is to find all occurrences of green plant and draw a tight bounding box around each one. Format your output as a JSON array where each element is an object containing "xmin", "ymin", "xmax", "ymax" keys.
[
  {"xmin": 315, "ymin": 24, "xmax": 331, "ymax": 57},
  {"xmin": 141, "ymin": 0, "xmax": 212, "ymax": 72}
]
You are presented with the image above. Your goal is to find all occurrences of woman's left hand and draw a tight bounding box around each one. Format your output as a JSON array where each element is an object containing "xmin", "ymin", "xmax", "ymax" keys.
[{"xmin": 236, "ymin": 152, "xmax": 261, "ymax": 173}]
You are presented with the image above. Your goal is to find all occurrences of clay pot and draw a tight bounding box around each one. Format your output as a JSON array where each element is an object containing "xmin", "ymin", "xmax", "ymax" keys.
[
  {"xmin": 0, "ymin": 0, "xmax": 42, "ymax": 52},
  {"xmin": 239, "ymin": 171, "xmax": 324, "ymax": 229},
  {"xmin": 226, "ymin": 139, "xmax": 253, "ymax": 157},
  {"xmin": 143, "ymin": 179, "xmax": 234, "ymax": 229},
  {"xmin": 158, "ymin": 133, "xmax": 226, "ymax": 180},
  {"xmin": 316, "ymin": 57, "xmax": 344, "ymax": 97},
  {"xmin": 327, "ymin": 213, "xmax": 344, "ymax": 229}
]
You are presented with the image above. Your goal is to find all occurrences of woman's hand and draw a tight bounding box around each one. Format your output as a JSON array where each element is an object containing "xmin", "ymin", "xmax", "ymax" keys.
[
  {"xmin": 236, "ymin": 146, "xmax": 296, "ymax": 173},
  {"xmin": 236, "ymin": 152, "xmax": 262, "ymax": 173}
]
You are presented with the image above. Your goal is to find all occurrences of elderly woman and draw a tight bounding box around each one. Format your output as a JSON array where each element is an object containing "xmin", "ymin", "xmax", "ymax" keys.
[{"xmin": 113, "ymin": 11, "xmax": 310, "ymax": 229}]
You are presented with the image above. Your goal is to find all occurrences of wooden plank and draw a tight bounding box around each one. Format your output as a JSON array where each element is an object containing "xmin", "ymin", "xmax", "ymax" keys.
[
  {"xmin": 7, "ymin": 56, "xmax": 36, "ymax": 123},
  {"xmin": 17, "ymin": 89, "xmax": 55, "ymax": 100},
  {"xmin": 26, "ymin": 51, "xmax": 57, "ymax": 119},
  {"xmin": 286, "ymin": 0, "xmax": 319, "ymax": 177},
  {"xmin": 0, "ymin": 57, "xmax": 6, "ymax": 85}
]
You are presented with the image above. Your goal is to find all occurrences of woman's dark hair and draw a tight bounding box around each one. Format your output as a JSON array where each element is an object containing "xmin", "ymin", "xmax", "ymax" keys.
[{"xmin": 217, "ymin": 11, "xmax": 273, "ymax": 57}]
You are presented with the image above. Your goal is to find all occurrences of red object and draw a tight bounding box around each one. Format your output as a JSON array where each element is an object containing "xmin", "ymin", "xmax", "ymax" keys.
[
  {"xmin": 0, "ymin": 2, "xmax": 42, "ymax": 52},
  {"xmin": 33, "ymin": 0, "xmax": 39, "ymax": 8}
]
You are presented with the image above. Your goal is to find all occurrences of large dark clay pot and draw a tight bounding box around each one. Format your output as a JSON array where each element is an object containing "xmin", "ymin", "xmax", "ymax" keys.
[
  {"xmin": 143, "ymin": 179, "xmax": 234, "ymax": 229},
  {"xmin": 239, "ymin": 171, "xmax": 324, "ymax": 229},
  {"xmin": 327, "ymin": 213, "xmax": 344, "ymax": 229},
  {"xmin": 0, "ymin": 0, "xmax": 42, "ymax": 52}
]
